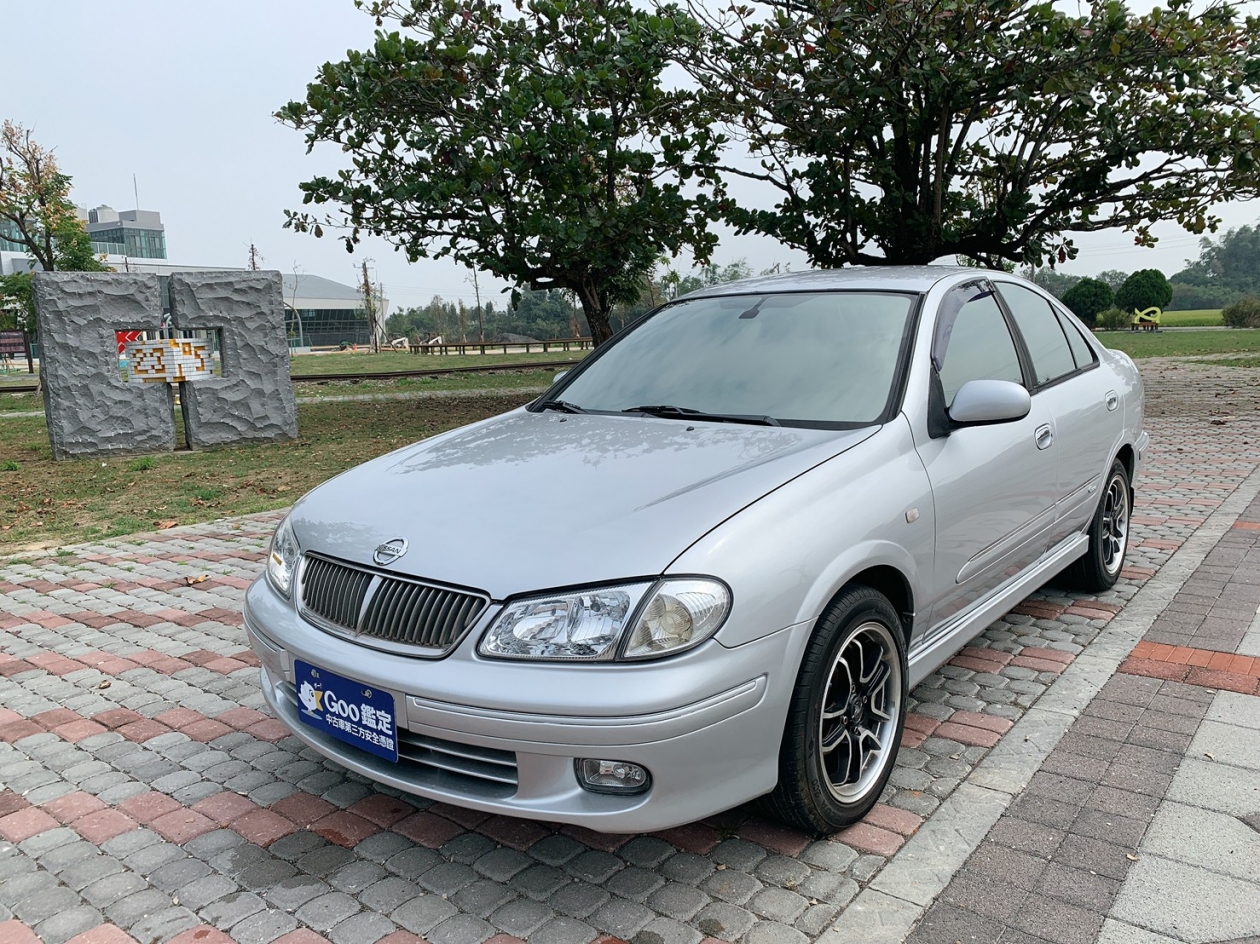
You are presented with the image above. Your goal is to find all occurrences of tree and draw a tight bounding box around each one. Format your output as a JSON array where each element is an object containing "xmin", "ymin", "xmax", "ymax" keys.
[
  {"xmin": 1172, "ymin": 224, "xmax": 1260, "ymax": 297},
  {"xmin": 0, "ymin": 120, "xmax": 106, "ymax": 331},
  {"xmin": 279, "ymin": 0, "xmax": 723, "ymax": 345},
  {"xmin": 1115, "ymin": 268, "xmax": 1173, "ymax": 312},
  {"xmin": 1095, "ymin": 270, "xmax": 1130, "ymax": 291},
  {"xmin": 1061, "ymin": 278, "xmax": 1114, "ymax": 326},
  {"xmin": 1021, "ymin": 267, "xmax": 1081, "ymax": 300},
  {"xmin": 688, "ymin": 0, "xmax": 1260, "ymax": 269}
]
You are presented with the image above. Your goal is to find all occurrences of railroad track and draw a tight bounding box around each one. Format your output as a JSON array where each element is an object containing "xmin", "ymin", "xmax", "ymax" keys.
[{"xmin": 0, "ymin": 358, "xmax": 582, "ymax": 395}]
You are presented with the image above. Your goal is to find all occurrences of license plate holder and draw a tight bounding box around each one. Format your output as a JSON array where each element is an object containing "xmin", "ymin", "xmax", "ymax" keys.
[{"xmin": 294, "ymin": 660, "xmax": 399, "ymax": 763}]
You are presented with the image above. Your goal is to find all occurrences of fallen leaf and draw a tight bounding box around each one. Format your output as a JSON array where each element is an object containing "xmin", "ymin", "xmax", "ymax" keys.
[
  {"xmin": 98, "ymin": 680, "xmax": 111, "ymax": 689},
  {"xmin": 1205, "ymin": 752, "xmax": 1215, "ymax": 760},
  {"xmin": 1126, "ymin": 853, "xmax": 1139, "ymax": 861},
  {"xmin": 156, "ymin": 520, "xmax": 178, "ymax": 530},
  {"xmin": 185, "ymin": 574, "xmax": 210, "ymax": 586}
]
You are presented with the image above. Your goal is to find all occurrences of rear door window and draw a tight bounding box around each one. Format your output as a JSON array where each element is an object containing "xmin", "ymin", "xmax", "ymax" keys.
[{"xmin": 997, "ymin": 283, "xmax": 1078, "ymax": 385}]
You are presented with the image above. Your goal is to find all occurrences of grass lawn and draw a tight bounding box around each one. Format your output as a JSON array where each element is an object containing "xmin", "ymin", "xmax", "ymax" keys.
[
  {"xmin": 1159, "ymin": 309, "xmax": 1222, "ymax": 327},
  {"xmin": 0, "ymin": 392, "xmax": 535, "ymax": 554},
  {"xmin": 1097, "ymin": 328, "xmax": 1260, "ymax": 359},
  {"xmin": 294, "ymin": 367, "xmax": 560, "ymax": 398},
  {"xmin": 289, "ymin": 349, "xmax": 587, "ymax": 376}
]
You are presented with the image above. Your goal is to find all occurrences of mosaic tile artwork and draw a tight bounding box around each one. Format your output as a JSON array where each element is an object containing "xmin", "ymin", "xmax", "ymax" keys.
[{"xmin": 125, "ymin": 338, "xmax": 214, "ymax": 384}]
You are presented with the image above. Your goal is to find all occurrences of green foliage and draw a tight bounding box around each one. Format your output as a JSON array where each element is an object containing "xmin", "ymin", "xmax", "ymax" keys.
[
  {"xmin": 127, "ymin": 456, "xmax": 156, "ymax": 472},
  {"xmin": 280, "ymin": 0, "xmax": 723, "ymax": 344},
  {"xmin": 1168, "ymin": 281, "xmax": 1239, "ymax": 311},
  {"xmin": 1061, "ymin": 278, "xmax": 1115, "ymax": 326},
  {"xmin": 1095, "ymin": 270, "xmax": 1130, "ymax": 291},
  {"xmin": 690, "ymin": 0, "xmax": 1260, "ymax": 268},
  {"xmin": 1, "ymin": 460, "xmax": 17, "ymax": 472},
  {"xmin": 1115, "ymin": 268, "xmax": 1173, "ymax": 313},
  {"xmin": 1022, "ymin": 267, "xmax": 1081, "ymax": 300},
  {"xmin": 1096, "ymin": 308, "xmax": 1131, "ymax": 331},
  {"xmin": 0, "ymin": 121, "xmax": 107, "ymax": 332},
  {"xmin": 1222, "ymin": 297, "xmax": 1260, "ymax": 328},
  {"xmin": 1169, "ymin": 223, "xmax": 1260, "ymax": 309}
]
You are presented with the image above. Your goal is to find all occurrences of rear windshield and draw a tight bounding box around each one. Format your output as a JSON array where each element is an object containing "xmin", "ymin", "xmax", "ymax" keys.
[{"xmin": 547, "ymin": 292, "xmax": 917, "ymax": 427}]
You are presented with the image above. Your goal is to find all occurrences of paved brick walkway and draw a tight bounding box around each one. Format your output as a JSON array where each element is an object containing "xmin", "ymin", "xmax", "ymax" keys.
[{"xmin": 1, "ymin": 360, "xmax": 1259, "ymax": 944}]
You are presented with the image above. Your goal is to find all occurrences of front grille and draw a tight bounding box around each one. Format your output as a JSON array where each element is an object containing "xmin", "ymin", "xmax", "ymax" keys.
[
  {"xmin": 279, "ymin": 681, "xmax": 517, "ymax": 799},
  {"xmin": 299, "ymin": 553, "xmax": 488, "ymax": 656}
]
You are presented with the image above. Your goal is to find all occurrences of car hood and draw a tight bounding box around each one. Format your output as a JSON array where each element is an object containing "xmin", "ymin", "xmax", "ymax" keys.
[{"xmin": 289, "ymin": 408, "xmax": 877, "ymax": 598}]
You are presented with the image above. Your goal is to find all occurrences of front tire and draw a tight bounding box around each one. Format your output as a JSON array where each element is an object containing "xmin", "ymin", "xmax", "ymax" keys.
[
  {"xmin": 763, "ymin": 586, "xmax": 907, "ymax": 835},
  {"xmin": 1063, "ymin": 460, "xmax": 1131, "ymax": 592}
]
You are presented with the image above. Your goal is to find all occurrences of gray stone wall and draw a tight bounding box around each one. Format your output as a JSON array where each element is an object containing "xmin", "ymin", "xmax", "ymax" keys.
[
  {"xmin": 32, "ymin": 272, "xmax": 175, "ymax": 460},
  {"xmin": 168, "ymin": 271, "xmax": 298, "ymax": 448}
]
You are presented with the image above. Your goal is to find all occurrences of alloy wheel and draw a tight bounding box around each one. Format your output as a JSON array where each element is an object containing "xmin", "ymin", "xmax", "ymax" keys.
[
  {"xmin": 1101, "ymin": 473, "xmax": 1130, "ymax": 576},
  {"xmin": 817, "ymin": 620, "xmax": 902, "ymax": 802}
]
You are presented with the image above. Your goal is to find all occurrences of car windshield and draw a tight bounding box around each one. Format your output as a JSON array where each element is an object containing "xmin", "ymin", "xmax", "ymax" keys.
[{"xmin": 546, "ymin": 291, "xmax": 917, "ymax": 427}]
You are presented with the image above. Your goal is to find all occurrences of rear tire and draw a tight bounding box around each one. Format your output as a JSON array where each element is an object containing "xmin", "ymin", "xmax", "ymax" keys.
[
  {"xmin": 763, "ymin": 585, "xmax": 907, "ymax": 835},
  {"xmin": 1062, "ymin": 460, "xmax": 1131, "ymax": 592}
]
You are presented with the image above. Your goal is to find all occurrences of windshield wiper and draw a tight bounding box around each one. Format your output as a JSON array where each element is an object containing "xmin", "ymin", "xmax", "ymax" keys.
[
  {"xmin": 622, "ymin": 405, "xmax": 780, "ymax": 427},
  {"xmin": 537, "ymin": 399, "xmax": 588, "ymax": 414}
]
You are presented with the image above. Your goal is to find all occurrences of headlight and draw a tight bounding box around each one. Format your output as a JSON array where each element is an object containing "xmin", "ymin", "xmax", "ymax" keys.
[
  {"xmin": 267, "ymin": 517, "xmax": 301, "ymax": 598},
  {"xmin": 478, "ymin": 577, "xmax": 730, "ymax": 662},
  {"xmin": 622, "ymin": 578, "xmax": 730, "ymax": 659},
  {"xmin": 479, "ymin": 583, "xmax": 650, "ymax": 661}
]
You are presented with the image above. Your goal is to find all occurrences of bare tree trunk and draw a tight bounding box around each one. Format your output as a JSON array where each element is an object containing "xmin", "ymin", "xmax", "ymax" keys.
[{"xmin": 575, "ymin": 285, "xmax": 613, "ymax": 346}]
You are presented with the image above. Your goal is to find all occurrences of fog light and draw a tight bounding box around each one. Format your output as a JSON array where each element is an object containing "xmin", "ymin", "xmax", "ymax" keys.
[{"xmin": 575, "ymin": 758, "xmax": 651, "ymax": 795}]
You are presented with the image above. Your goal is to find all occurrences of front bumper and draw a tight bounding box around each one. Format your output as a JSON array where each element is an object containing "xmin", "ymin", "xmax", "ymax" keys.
[{"xmin": 245, "ymin": 576, "xmax": 810, "ymax": 832}]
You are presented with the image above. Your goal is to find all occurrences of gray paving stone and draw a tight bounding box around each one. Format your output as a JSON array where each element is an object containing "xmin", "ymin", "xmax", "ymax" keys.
[
  {"xmin": 360, "ymin": 876, "xmax": 423, "ymax": 914},
  {"xmin": 393, "ymin": 893, "xmax": 460, "ymax": 935},
  {"xmin": 178, "ymin": 873, "xmax": 238, "ymax": 910},
  {"xmin": 491, "ymin": 897, "xmax": 554, "ymax": 936},
  {"xmin": 81, "ymin": 870, "xmax": 149, "ymax": 908},
  {"xmin": 660, "ymin": 852, "xmax": 715, "ymax": 886},
  {"xmin": 566, "ymin": 849, "xmax": 624, "ymax": 884},
  {"xmin": 227, "ymin": 907, "xmax": 299, "ymax": 944},
  {"xmin": 105, "ymin": 887, "xmax": 178, "ymax": 928},
  {"xmin": 695, "ymin": 900, "xmax": 756, "ymax": 941},
  {"xmin": 294, "ymin": 890, "xmax": 360, "ymax": 931},
  {"xmin": 451, "ymin": 877, "xmax": 514, "ymax": 918},
  {"xmin": 264, "ymin": 875, "xmax": 329, "ymax": 911},
  {"xmin": 648, "ymin": 882, "xmax": 710, "ymax": 921},
  {"xmin": 427, "ymin": 912, "xmax": 497, "ymax": 944},
  {"xmin": 634, "ymin": 914, "xmax": 704, "ymax": 944},
  {"xmin": 472, "ymin": 846, "xmax": 532, "ymax": 883},
  {"xmin": 529, "ymin": 833, "xmax": 587, "ymax": 866},
  {"xmin": 548, "ymin": 880, "xmax": 610, "ymax": 918},
  {"xmin": 329, "ymin": 910, "xmax": 397, "ymax": 944},
  {"xmin": 744, "ymin": 919, "xmax": 810, "ymax": 944},
  {"xmin": 33, "ymin": 905, "xmax": 105, "ymax": 944}
]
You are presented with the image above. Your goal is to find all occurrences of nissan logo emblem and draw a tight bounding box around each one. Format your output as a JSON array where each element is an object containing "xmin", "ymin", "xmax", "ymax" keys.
[{"xmin": 372, "ymin": 538, "xmax": 408, "ymax": 566}]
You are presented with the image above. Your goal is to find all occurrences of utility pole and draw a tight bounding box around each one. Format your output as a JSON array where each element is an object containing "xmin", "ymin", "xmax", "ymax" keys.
[
  {"xmin": 360, "ymin": 260, "xmax": 380, "ymax": 353},
  {"xmin": 248, "ymin": 244, "xmax": 262, "ymax": 271},
  {"xmin": 467, "ymin": 269, "xmax": 485, "ymax": 342}
]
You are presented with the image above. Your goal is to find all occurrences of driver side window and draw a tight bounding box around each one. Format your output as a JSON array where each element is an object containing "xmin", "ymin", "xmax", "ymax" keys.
[{"xmin": 933, "ymin": 284, "xmax": 1024, "ymax": 408}]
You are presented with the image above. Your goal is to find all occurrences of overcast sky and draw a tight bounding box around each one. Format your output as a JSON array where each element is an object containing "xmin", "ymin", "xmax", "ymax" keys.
[{"xmin": 6, "ymin": 1, "xmax": 1257, "ymax": 312}]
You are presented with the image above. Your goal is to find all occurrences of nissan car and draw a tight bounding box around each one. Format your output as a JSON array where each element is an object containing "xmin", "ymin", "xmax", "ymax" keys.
[{"xmin": 244, "ymin": 266, "xmax": 1146, "ymax": 835}]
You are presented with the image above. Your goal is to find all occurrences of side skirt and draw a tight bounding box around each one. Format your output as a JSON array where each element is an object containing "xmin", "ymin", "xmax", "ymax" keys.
[{"xmin": 907, "ymin": 532, "xmax": 1089, "ymax": 689}]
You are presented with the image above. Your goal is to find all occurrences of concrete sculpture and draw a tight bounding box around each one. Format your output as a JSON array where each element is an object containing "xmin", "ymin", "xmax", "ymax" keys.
[
  {"xmin": 33, "ymin": 272, "xmax": 175, "ymax": 459},
  {"xmin": 32, "ymin": 270, "xmax": 297, "ymax": 459},
  {"xmin": 168, "ymin": 271, "xmax": 298, "ymax": 448}
]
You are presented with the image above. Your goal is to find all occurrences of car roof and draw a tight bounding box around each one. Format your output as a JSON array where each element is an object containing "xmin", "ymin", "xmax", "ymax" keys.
[{"xmin": 679, "ymin": 265, "xmax": 980, "ymax": 299}]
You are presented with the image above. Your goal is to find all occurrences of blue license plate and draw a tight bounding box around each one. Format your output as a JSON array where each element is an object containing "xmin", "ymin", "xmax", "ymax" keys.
[{"xmin": 294, "ymin": 660, "xmax": 399, "ymax": 762}]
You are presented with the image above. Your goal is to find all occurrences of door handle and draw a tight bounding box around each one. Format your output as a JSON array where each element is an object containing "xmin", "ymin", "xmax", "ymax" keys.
[
  {"xmin": 1105, "ymin": 390, "xmax": 1119, "ymax": 412},
  {"xmin": 1035, "ymin": 424, "xmax": 1054, "ymax": 450}
]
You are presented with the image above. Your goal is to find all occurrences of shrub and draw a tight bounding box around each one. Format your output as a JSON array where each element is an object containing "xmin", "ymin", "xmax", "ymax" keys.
[
  {"xmin": 1222, "ymin": 297, "xmax": 1260, "ymax": 328},
  {"xmin": 1096, "ymin": 308, "xmax": 1131, "ymax": 331},
  {"xmin": 1061, "ymin": 278, "xmax": 1114, "ymax": 326},
  {"xmin": 1115, "ymin": 268, "xmax": 1173, "ymax": 313}
]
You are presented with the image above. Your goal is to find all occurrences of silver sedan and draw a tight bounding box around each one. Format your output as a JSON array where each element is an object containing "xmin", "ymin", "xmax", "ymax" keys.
[{"xmin": 244, "ymin": 266, "xmax": 1146, "ymax": 835}]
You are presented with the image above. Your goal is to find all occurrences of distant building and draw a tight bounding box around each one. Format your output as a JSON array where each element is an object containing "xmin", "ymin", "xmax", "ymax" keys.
[
  {"xmin": 83, "ymin": 206, "xmax": 167, "ymax": 259},
  {"xmin": 1, "ymin": 205, "xmax": 167, "ymax": 258},
  {"xmin": 1, "ymin": 202, "xmax": 384, "ymax": 348}
]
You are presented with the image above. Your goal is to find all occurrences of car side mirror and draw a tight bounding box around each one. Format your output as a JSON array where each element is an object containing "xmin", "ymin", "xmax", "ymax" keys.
[
  {"xmin": 948, "ymin": 380, "xmax": 1031, "ymax": 425},
  {"xmin": 553, "ymin": 370, "xmax": 569, "ymax": 384}
]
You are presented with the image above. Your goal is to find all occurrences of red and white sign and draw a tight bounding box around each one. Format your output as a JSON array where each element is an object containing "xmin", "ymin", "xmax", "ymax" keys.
[{"xmin": 116, "ymin": 330, "xmax": 144, "ymax": 354}]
